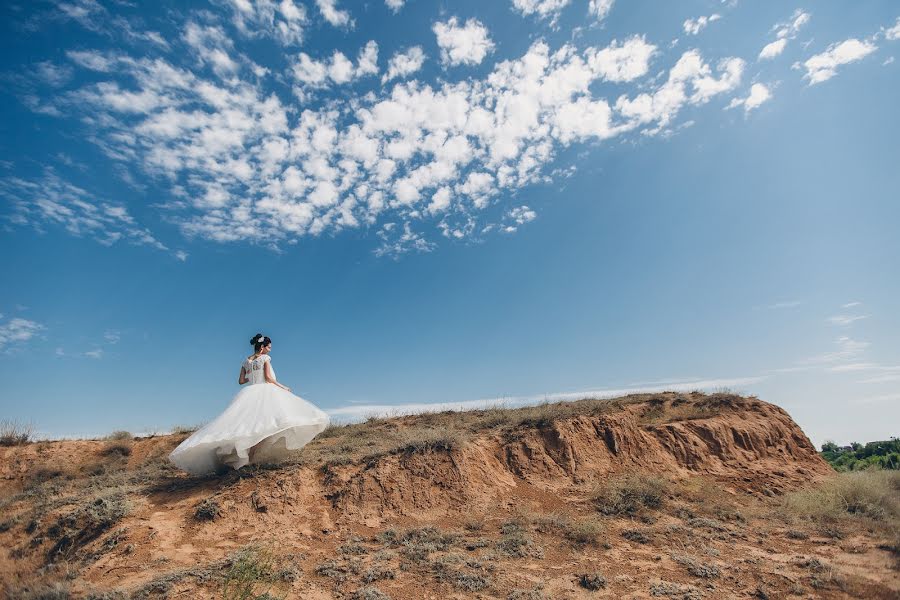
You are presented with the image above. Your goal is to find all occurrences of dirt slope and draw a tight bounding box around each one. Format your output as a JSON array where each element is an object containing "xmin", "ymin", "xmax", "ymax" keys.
[{"xmin": 1, "ymin": 392, "xmax": 896, "ymax": 600}]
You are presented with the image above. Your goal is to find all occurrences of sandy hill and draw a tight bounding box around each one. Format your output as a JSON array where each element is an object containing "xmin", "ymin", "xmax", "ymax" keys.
[{"xmin": 1, "ymin": 392, "xmax": 898, "ymax": 599}]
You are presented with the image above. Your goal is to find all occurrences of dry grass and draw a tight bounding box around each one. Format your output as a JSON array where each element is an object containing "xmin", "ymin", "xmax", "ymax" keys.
[
  {"xmin": 591, "ymin": 473, "xmax": 668, "ymax": 516},
  {"xmin": 781, "ymin": 469, "xmax": 900, "ymax": 524},
  {"xmin": 105, "ymin": 431, "xmax": 133, "ymax": 441},
  {"xmin": 0, "ymin": 419, "xmax": 34, "ymax": 446}
]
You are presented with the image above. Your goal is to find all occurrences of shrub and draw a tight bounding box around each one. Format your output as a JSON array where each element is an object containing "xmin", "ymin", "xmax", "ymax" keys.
[
  {"xmin": 0, "ymin": 420, "xmax": 33, "ymax": 446},
  {"xmin": 221, "ymin": 546, "xmax": 283, "ymax": 600},
  {"xmin": 106, "ymin": 431, "xmax": 133, "ymax": 441},
  {"xmin": 101, "ymin": 440, "xmax": 132, "ymax": 457},
  {"xmin": 194, "ymin": 498, "xmax": 222, "ymax": 521},
  {"xmin": 577, "ymin": 573, "xmax": 607, "ymax": 590},
  {"xmin": 592, "ymin": 474, "xmax": 667, "ymax": 515}
]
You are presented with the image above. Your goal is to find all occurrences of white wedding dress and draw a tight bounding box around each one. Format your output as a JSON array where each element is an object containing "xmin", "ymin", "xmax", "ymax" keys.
[{"xmin": 169, "ymin": 354, "xmax": 329, "ymax": 475}]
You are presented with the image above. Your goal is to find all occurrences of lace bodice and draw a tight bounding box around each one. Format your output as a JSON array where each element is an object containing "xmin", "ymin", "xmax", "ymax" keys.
[{"xmin": 243, "ymin": 354, "xmax": 273, "ymax": 385}]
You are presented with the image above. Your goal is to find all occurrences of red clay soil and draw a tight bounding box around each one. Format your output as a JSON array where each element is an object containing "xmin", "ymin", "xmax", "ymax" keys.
[{"xmin": 1, "ymin": 393, "xmax": 897, "ymax": 599}]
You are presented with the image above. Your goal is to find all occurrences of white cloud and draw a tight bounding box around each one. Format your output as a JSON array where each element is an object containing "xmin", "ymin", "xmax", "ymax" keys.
[
  {"xmin": 683, "ymin": 14, "xmax": 720, "ymax": 36},
  {"xmin": 291, "ymin": 41, "xmax": 379, "ymax": 93},
  {"xmin": 586, "ymin": 35, "xmax": 656, "ymax": 82},
  {"xmin": 383, "ymin": 46, "xmax": 425, "ymax": 84},
  {"xmin": 726, "ymin": 82, "xmax": 771, "ymax": 112},
  {"xmin": 315, "ymin": 0, "xmax": 353, "ymax": 28},
  {"xmin": 884, "ymin": 17, "xmax": 900, "ymax": 40},
  {"xmin": 385, "ymin": 0, "xmax": 405, "ymax": 12},
  {"xmin": 759, "ymin": 39, "xmax": 787, "ymax": 60},
  {"xmin": 800, "ymin": 38, "xmax": 877, "ymax": 84},
  {"xmin": 827, "ymin": 314, "xmax": 869, "ymax": 326},
  {"xmin": 84, "ymin": 348, "xmax": 104, "ymax": 359},
  {"xmin": 433, "ymin": 17, "xmax": 495, "ymax": 67},
  {"xmin": 44, "ymin": 25, "xmax": 752, "ymax": 257},
  {"xmin": 512, "ymin": 0, "xmax": 571, "ymax": 22},
  {"xmin": 616, "ymin": 50, "xmax": 744, "ymax": 132},
  {"xmin": 0, "ymin": 318, "xmax": 44, "ymax": 352},
  {"xmin": 35, "ymin": 61, "xmax": 74, "ymax": 87},
  {"xmin": 842, "ymin": 301, "xmax": 862, "ymax": 308},
  {"xmin": 504, "ymin": 205, "xmax": 536, "ymax": 232},
  {"xmin": 225, "ymin": 0, "xmax": 307, "ymax": 46},
  {"xmin": 587, "ymin": 0, "xmax": 614, "ymax": 22},
  {"xmin": 759, "ymin": 10, "xmax": 810, "ymax": 60}
]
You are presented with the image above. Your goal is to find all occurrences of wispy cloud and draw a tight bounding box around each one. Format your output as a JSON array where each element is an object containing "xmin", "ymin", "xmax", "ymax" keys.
[
  {"xmin": 827, "ymin": 314, "xmax": 869, "ymax": 326},
  {"xmin": 0, "ymin": 317, "xmax": 45, "ymax": 352},
  {"xmin": 0, "ymin": 168, "xmax": 170, "ymax": 253},
  {"xmin": 683, "ymin": 14, "xmax": 720, "ymax": 36},
  {"xmin": 760, "ymin": 300, "xmax": 802, "ymax": 310}
]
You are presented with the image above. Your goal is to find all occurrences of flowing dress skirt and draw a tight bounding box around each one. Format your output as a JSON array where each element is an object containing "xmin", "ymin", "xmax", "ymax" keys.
[{"xmin": 169, "ymin": 383, "xmax": 329, "ymax": 475}]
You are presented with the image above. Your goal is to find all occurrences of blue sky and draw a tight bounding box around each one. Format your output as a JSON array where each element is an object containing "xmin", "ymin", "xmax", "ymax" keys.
[{"xmin": 1, "ymin": 0, "xmax": 898, "ymax": 446}]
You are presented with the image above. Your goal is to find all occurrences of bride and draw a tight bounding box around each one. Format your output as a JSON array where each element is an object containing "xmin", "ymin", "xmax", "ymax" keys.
[{"xmin": 169, "ymin": 333, "xmax": 330, "ymax": 475}]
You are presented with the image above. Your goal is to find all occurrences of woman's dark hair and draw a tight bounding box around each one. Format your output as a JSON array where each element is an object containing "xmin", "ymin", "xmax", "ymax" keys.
[{"xmin": 250, "ymin": 333, "xmax": 271, "ymax": 352}]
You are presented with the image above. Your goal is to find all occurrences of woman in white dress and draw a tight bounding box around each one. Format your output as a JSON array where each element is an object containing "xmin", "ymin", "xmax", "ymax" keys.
[{"xmin": 169, "ymin": 333, "xmax": 330, "ymax": 475}]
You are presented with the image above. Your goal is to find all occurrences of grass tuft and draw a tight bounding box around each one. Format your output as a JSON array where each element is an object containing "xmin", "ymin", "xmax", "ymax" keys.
[{"xmin": 591, "ymin": 473, "xmax": 667, "ymax": 516}]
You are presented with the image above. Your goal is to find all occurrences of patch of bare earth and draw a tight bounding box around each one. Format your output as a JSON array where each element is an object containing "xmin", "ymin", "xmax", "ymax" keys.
[{"xmin": 1, "ymin": 392, "xmax": 897, "ymax": 599}]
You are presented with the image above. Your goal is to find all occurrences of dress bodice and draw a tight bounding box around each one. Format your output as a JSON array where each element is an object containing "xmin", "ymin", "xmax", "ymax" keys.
[{"xmin": 244, "ymin": 354, "xmax": 273, "ymax": 385}]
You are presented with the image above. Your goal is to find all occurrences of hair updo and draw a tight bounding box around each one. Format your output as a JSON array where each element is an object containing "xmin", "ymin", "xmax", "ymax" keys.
[{"xmin": 250, "ymin": 333, "xmax": 271, "ymax": 352}]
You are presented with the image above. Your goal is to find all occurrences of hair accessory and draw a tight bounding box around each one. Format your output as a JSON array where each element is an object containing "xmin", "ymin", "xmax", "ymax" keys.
[{"xmin": 256, "ymin": 335, "xmax": 265, "ymax": 344}]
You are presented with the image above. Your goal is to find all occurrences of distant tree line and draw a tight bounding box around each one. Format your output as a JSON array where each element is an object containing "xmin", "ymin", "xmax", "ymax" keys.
[{"xmin": 820, "ymin": 438, "xmax": 900, "ymax": 471}]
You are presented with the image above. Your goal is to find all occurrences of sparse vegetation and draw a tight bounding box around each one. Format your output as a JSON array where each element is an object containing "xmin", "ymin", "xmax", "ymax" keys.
[
  {"xmin": 577, "ymin": 572, "xmax": 607, "ymax": 590},
  {"xmin": 0, "ymin": 419, "xmax": 34, "ymax": 446},
  {"xmin": 194, "ymin": 498, "xmax": 222, "ymax": 521},
  {"xmin": 782, "ymin": 469, "xmax": 900, "ymax": 523},
  {"xmin": 592, "ymin": 474, "xmax": 667, "ymax": 516},
  {"xmin": 46, "ymin": 491, "xmax": 130, "ymax": 559},
  {"xmin": 221, "ymin": 546, "xmax": 285, "ymax": 600},
  {"xmin": 106, "ymin": 431, "xmax": 133, "ymax": 441},
  {"xmin": 350, "ymin": 587, "xmax": 391, "ymax": 600}
]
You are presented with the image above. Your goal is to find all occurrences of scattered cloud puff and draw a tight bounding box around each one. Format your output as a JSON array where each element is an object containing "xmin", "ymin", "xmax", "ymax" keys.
[
  {"xmin": 0, "ymin": 317, "xmax": 44, "ymax": 352},
  {"xmin": 315, "ymin": 0, "xmax": 353, "ymax": 29},
  {"xmin": 588, "ymin": 0, "xmax": 615, "ymax": 22},
  {"xmin": 884, "ymin": 17, "xmax": 900, "ymax": 41},
  {"xmin": 224, "ymin": 0, "xmax": 307, "ymax": 46},
  {"xmin": 799, "ymin": 38, "xmax": 877, "ymax": 84},
  {"xmin": 292, "ymin": 41, "xmax": 379, "ymax": 96},
  {"xmin": 385, "ymin": 0, "xmax": 405, "ymax": 13},
  {"xmin": 382, "ymin": 46, "xmax": 426, "ymax": 84},
  {"xmin": 683, "ymin": 14, "xmax": 720, "ymax": 36},
  {"xmin": 759, "ymin": 10, "xmax": 810, "ymax": 60},
  {"xmin": 842, "ymin": 301, "xmax": 862, "ymax": 308},
  {"xmin": 726, "ymin": 82, "xmax": 771, "ymax": 112},
  {"xmin": 433, "ymin": 17, "xmax": 495, "ymax": 67},
  {"xmin": 512, "ymin": 0, "xmax": 571, "ymax": 23},
  {"xmin": 19, "ymin": 20, "xmax": 751, "ymax": 256}
]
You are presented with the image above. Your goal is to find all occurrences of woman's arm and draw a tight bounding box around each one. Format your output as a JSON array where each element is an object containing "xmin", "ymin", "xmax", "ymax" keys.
[
  {"xmin": 238, "ymin": 366, "xmax": 249, "ymax": 385},
  {"xmin": 264, "ymin": 361, "xmax": 290, "ymax": 392}
]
